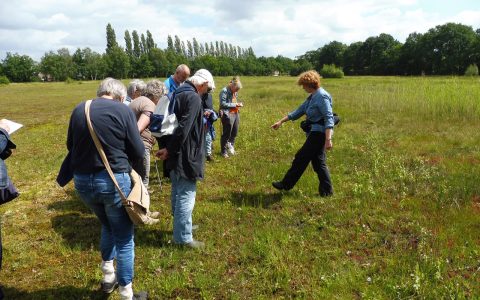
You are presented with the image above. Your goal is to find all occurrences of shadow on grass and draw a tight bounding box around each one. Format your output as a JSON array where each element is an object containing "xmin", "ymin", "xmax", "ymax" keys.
[
  {"xmin": 49, "ymin": 192, "xmax": 174, "ymax": 249},
  {"xmin": 48, "ymin": 190, "xmax": 91, "ymax": 214},
  {"xmin": 136, "ymin": 226, "xmax": 173, "ymax": 248},
  {"xmin": 228, "ymin": 191, "xmax": 283, "ymax": 208},
  {"xmin": 51, "ymin": 212, "xmax": 100, "ymax": 250},
  {"xmin": 1, "ymin": 285, "xmax": 109, "ymax": 300}
]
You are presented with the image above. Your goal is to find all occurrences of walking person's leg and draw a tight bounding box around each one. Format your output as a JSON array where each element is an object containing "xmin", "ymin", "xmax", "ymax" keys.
[
  {"xmin": 170, "ymin": 170, "xmax": 197, "ymax": 245},
  {"xmin": 311, "ymin": 135, "xmax": 333, "ymax": 196},
  {"xmin": 275, "ymin": 132, "xmax": 322, "ymax": 190}
]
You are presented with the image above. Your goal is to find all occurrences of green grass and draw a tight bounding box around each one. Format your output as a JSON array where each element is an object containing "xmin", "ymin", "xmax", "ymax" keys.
[{"xmin": 1, "ymin": 76, "xmax": 480, "ymax": 299}]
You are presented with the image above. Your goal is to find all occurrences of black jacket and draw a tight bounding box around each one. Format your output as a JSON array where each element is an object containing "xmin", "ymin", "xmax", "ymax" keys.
[{"xmin": 166, "ymin": 81, "xmax": 205, "ymax": 181}]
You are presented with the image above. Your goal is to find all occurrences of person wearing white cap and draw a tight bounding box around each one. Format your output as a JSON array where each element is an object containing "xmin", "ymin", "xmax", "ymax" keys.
[{"xmin": 156, "ymin": 69, "xmax": 215, "ymax": 248}]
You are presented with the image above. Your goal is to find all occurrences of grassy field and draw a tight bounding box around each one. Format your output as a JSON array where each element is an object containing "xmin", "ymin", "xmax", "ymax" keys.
[{"xmin": 0, "ymin": 75, "xmax": 480, "ymax": 299}]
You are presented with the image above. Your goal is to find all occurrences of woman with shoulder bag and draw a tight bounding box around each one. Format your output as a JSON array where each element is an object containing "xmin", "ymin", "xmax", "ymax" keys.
[
  {"xmin": 67, "ymin": 78, "xmax": 147, "ymax": 300},
  {"xmin": 271, "ymin": 70, "xmax": 334, "ymax": 197}
]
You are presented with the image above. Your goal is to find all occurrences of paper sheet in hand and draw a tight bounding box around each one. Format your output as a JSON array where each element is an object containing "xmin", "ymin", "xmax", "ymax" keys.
[{"xmin": 0, "ymin": 119, "xmax": 23, "ymax": 134}]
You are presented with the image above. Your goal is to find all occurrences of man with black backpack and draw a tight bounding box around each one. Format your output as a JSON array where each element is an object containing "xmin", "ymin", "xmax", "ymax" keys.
[{"xmin": 156, "ymin": 69, "xmax": 215, "ymax": 248}]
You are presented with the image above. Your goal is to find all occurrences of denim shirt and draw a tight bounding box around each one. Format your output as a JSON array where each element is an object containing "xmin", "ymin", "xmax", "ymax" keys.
[
  {"xmin": 219, "ymin": 87, "xmax": 238, "ymax": 115},
  {"xmin": 287, "ymin": 87, "xmax": 334, "ymax": 132},
  {"xmin": 164, "ymin": 75, "xmax": 178, "ymax": 96}
]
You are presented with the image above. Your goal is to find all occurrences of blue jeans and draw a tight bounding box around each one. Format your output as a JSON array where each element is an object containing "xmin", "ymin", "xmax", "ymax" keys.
[
  {"xmin": 205, "ymin": 130, "xmax": 213, "ymax": 156},
  {"xmin": 74, "ymin": 170, "xmax": 134, "ymax": 286},
  {"xmin": 170, "ymin": 170, "xmax": 197, "ymax": 244}
]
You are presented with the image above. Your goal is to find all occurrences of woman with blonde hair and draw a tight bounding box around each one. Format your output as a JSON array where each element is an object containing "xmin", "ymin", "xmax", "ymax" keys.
[
  {"xmin": 271, "ymin": 70, "xmax": 334, "ymax": 197},
  {"xmin": 219, "ymin": 76, "xmax": 243, "ymax": 158}
]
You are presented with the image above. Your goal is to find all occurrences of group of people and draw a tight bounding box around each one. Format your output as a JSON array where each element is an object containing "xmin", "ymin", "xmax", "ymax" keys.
[
  {"xmin": 0, "ymin": 66, "xmax": 335, "ymax": 299},
  {"xmin": 61, "ymin": 66, "xmax": 221, "ymax": 299}
]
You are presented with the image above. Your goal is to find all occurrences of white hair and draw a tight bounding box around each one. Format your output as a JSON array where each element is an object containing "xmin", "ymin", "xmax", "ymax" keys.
[
  {"xmin": 127, "ymin": 79, "xmax": 146, "ymax": 98},
  {"xmin": 144, "ymin": 80, "xmax": 164, "ymax": 100},
  {"xmin": 189, "ymin": 75, "xmax": 208, "ymax": 87},
  {"xmin": 97, "ymin": 78, "xmax": 127, "ymax": 100}
]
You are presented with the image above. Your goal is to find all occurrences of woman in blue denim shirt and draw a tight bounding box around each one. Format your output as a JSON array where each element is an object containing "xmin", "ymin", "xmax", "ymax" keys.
[{"xmin": 271, "ymin": 70, "xmax": 334, "ymax": 197}]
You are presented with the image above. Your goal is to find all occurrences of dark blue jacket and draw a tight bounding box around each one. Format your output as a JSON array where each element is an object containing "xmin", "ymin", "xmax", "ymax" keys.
[{"xmin": 166, "ymin": 81, "xmax": 205, "ymax": 181}]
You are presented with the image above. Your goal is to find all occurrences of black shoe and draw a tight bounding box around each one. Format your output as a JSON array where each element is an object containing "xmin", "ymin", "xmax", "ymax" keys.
[
  {"xmin": 101, "ymin": 280, "xmax": 118, "ymax": 294},
  {"xmin": 272, "ymin": 181, "xmax": 285, "ymax": 190},
  {"xmin": 206, "ymin": 155, "xmax": 214, "ymax": 162},
  {"xmin": 133, "ymin": 291, "xmax": 148, "ymax": 300}
]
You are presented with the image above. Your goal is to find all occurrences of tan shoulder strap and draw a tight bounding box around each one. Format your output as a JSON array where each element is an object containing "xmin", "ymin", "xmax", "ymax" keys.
[{"xmin": 84, "ymin": 100, "xmax": 128, "ymax": 204}]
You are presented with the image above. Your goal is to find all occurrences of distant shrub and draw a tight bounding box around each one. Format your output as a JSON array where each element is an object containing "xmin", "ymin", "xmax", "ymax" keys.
[
  {"xmin": 30, "ymin": 75, "xmax": 42, "ymax": 82},
  {"xmin": 0, "ymin": 76, "xmax": 10, "ymax": 85},
  {"xmin": 320, "ymin": 64, "xmax": 344, "ymax": 78},
  {"xmin": 464, "ymin": 64, "xmax": 479, "ymax": 76},
  {"xmin": 65, "ymin": 77, "xmax": 75, "ymax": 84}
]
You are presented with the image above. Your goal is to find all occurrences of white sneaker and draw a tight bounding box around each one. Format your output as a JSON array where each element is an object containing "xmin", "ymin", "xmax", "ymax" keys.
[{"xmin": 227, "ymin": 143, "xmax": 235, "ymax": 155}]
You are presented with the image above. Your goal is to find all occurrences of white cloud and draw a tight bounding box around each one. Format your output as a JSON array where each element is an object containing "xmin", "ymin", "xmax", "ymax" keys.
[{"xmin": 0, "ymin": 0, "xmax": 479, "ymax": 61}]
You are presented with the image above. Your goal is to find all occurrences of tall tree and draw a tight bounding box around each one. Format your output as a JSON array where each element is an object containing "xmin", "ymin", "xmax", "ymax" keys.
[
  {"xmin": 398, "ymin": 32, "xmax": 425, "ymax": 75},
  {"xmin": 83, "ymin": 48, "xmax": 107, "ymax": 80},
  {"xmin": 106, "ymin": 23, "xmax": 118, "ymax": 53},
  {"xmin": 181, "ymin": 41, "xmax": 187, "ymax": 57},
  {"xmin": 210, "ymin": 42, "xmax": 215, "ymax": 55},
  {"xmin": 124, "ymin": 30, "xmax": 133, "ymax": 57},
  {"xmin": 174, "ymin": 35, "xmax": 182, "ymax": 54},
  {"xmin": 167, "ymin": 35, "xmax": 174, "ymax": 52},
  {"xmin": 204, "ymin": 42, "xmax": 209, "ymax": 55},
  {"xmin": 2, "ymin": 52, "xmax": 36, "ymax": 82},
  {"xmin": 140, "ymin": 33, "xmax": 147, "ymax": 55},
  {"xmin": 421, "ymin": 23, "xmax": 477, "ymax": 74},
  {"xmin": 105, "ymin": 45, "xmax": 130, "ymax": 79},
  {"xmin": 187, "ymin": 40, "xmax": 193, "ymax": 58},
  {"xmin": 220, "ymin": 41, "xmax": 225, "ymax": 56},
  {"xmin": 192, "ymin": 38, "xmax": 200, "ymax": 57},
  {"xmin": 317, "ymin": 41, "xmax": 347, "ymax": 70},
  {"xmin": 342, "ymin": 41, "xmax": 364, "ymax": 75},
  {"xmin": 72, "ymin": 48, "xmax": 86, "ymax": 79},
  {"xmin": 132, "ymin": 30, "xmax": 141, "ymax": 58},
  {"xmin": 146, "ymin": 30, "xmax": 156, "ymax": 53},
  {"xmin": 39, "ymin": 48, "xmax": 75, "ymax": 81}
]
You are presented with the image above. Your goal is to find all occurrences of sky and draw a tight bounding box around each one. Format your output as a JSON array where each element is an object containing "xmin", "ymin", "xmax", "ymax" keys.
[{"xmin": 0, "ymin": 0, "xmax": 479, "ymax": 62}]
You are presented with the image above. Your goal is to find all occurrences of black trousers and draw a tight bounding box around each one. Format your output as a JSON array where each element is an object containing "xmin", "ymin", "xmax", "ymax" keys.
[
  {"xmin": 281, "ymin": 131, "xmax": 333, "ymax": 196},
  {"xmin": 221, "ymin": 112, "xmax": 239, "ymax": 154}
]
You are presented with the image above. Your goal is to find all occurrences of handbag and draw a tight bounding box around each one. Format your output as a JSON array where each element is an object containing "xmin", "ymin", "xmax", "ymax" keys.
[
  {"xmin": 85, "ymin": 100, "xmax": 159, "ymax": 226},
  {"xmin": 0, "ymin": 180, "xmax": 19, "ymax": 205},
  {"xmin": 300, "ymin": 113, "xmax": 341, "ymax": 133}
]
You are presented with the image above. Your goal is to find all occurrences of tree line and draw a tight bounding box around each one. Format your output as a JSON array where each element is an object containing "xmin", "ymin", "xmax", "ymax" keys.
[{"xmin": 1, "ymin": 22, "xmax": 479, "ymax": 83}]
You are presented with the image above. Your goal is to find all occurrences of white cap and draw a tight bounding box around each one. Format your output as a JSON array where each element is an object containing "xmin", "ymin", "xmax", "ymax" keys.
[{"xmin": 192, "ymin": 69, "xmax": 215, "ymax": 89}]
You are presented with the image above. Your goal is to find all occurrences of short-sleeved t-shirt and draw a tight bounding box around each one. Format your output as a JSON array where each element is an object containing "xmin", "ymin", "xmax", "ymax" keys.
[{"xmin": 129, "ymin": 96, "xmax": 156, "ymax": 150}]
